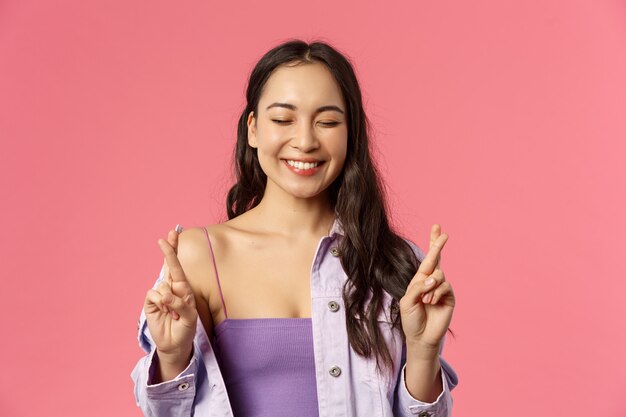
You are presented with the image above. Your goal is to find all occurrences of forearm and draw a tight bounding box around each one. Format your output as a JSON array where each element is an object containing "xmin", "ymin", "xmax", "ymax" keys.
[
  {"xmin": 404, "ymin": 342, "xmax": 443, "ymax": 403},
  {"xmin": 153, "ymin": 346, "xmax": 194, "ymax": 383}
]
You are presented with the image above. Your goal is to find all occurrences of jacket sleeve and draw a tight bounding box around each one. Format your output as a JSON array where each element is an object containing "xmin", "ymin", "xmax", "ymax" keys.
[
  {"xmin": 393, "ymin": 337, "xmax": 459, "ymax": 417},
  {"xmin": 130, "ymin": 260, "xmax": 201, "ymax": 417},
  {"xmin": 392, "ymin": 238, "xmax": 459, "ymax": 417}
]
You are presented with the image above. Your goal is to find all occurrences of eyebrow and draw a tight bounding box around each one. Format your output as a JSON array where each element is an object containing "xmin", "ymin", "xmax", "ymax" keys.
[{"xmin": 265, "ymin": 102, "xmax": 345, "ymax": 115}]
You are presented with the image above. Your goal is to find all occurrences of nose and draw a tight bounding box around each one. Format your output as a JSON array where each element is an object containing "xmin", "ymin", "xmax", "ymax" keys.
[{"xmin": 290, "ymin": 121, "xmax": 320, "ymax": 152}]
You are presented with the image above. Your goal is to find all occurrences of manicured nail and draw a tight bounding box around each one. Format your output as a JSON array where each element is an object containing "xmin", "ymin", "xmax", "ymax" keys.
[
  {"xmin": 425, "ymin": 278, "xmax": 434, "ymax": 286},
  {"xmin": 175, "ymin": 224, "xmax": 183, "ymax": 233}
]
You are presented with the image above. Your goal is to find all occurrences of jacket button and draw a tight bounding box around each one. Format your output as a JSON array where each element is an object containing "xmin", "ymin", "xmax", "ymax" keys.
[
  {"xmin": 330, "ymin": 247, "xmax": 340, "ymax": 257},
  {"xmin": 328, "ymin": 301, "xmax": 340, "ymax": 312},
  {"xmin": 329, "ymin": 366, "xmax": 342, "ymax": 377},
  {"xmin": 390, "ymin": 303, "xmax": 399, "ymax": 315},
  {"xmin": 178, "ymin": 382, "xmax": 190, "ymax": 391},
  {"xmin": 418, "ymin": 412, "xmax": 430, "ymax": 417}
]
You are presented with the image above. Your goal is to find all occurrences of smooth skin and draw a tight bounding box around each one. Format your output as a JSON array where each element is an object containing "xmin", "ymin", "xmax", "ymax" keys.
[
  {"xmin": 400, "ymin": 223, "xmax": 455, "ymax": 402},
  {"xmin": 146, "ymin": 223, "xmax": 455, "ymax": 359},
  {"xmin": 400, "ymin": 223, "xmax": 455, "ymax": 350},
  {"xmin": 143, "ymin": 228, "xmax": 198, "ymax": 377},
  {"xmin": 142, "ymin": 61, "xmax": 456, "ymax": 395}
]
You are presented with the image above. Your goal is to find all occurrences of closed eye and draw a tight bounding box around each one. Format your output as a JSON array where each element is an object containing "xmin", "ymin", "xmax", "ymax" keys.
[{"xmin": 271, "ymin": 120, "xmax": 340, "ymax": 127}]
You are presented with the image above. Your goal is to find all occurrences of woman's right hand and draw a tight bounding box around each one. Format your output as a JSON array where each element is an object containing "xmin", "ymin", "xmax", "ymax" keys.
[{"xmin": 143, "ymin": 226, "xmax": 198, "ymax": 363}]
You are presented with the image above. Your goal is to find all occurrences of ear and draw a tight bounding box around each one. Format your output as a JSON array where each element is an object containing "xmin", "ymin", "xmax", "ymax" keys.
[{"xmin": 247, "ymin": 111, "xmax": 257, "ymax": 148}]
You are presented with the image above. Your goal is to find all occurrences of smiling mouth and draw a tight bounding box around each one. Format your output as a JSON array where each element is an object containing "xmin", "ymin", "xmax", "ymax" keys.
[{"xmin": 282, "ymin": 159, "xmax": 326, "ymax": 170}]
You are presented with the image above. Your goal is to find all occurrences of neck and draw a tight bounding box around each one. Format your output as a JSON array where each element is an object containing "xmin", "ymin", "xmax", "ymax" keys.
[{"xmin": 252, "ymin": 185, "xmax": 336, "ymax": 239}]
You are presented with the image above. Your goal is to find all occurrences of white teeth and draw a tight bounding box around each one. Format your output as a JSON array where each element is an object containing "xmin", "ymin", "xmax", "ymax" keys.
[{"xmin": 286, "ymin": 160, "xmax": 320, "ymax": 170}]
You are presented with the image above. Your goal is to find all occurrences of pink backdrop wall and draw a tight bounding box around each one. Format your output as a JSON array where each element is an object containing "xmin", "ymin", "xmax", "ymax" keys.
[{"xmin": 1, "ymin": 1, "xmax": 624, "ymax": 415}]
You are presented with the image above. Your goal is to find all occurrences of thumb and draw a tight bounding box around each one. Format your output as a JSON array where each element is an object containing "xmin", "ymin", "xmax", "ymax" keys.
[
  {"xmin": 402, "ymin": 275, "xmax": 436, "ymax": 309},
  {"xmin": 162, "ymin": 291, "xmax": 196, "ymax": 322}
]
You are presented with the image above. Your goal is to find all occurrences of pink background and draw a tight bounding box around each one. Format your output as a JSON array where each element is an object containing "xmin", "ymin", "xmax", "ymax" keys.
[{"xmin": 1, "ymin": 1, "xmax": 625, "ymax": 416}]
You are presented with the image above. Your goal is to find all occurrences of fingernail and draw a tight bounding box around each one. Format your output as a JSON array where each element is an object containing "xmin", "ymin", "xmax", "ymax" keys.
[
  {"xmin": 175, "ymin": 224, "xmax": 183, "ymax": 233},
  {"xmin": 425, "ymin": 278, "xmax": 435, "ymax": 286}
]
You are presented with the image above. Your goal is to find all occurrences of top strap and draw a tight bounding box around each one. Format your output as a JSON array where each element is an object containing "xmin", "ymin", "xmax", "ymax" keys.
[{"xmin": 201, "ymin": 227, "xmax": 228, "ymax": 319}]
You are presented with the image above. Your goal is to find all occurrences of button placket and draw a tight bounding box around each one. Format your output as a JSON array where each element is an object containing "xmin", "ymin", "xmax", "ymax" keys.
[{"xmin": 318, "ymin": 242, "xmax": 344, "ymax": 394}]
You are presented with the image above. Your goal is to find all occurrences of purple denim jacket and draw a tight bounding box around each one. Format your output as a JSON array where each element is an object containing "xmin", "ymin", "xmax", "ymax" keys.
[{"xmin": 131, "ymin": 218, "xmax": 458, "ymax": 416}]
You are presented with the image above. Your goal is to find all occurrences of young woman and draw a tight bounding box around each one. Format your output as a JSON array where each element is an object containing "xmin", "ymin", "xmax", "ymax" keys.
[{"xmin": 131, "ymin": 39, "xmax": 459, "ymax": 417}]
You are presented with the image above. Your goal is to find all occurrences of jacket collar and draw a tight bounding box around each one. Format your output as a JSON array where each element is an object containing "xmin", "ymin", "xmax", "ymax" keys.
[{"xmin": 329, "ymin": 215, "xmax": 345, "ymax": 238}]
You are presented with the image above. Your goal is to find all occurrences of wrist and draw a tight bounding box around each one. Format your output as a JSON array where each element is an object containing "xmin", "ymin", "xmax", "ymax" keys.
[
  {"xmin": 152, "ymin": 346, "xmax": 194, "ymax": 384},
  {"xmin": 406, "ymin": 339, "xmax": 441, "ymax": 362},
  {"xmin": 157, "ymin": 344, "xmax": 193, "ymax": 366}
]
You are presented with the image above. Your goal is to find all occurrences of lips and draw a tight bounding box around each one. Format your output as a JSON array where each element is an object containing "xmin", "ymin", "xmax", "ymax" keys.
[
  {"xmin": 282, "ymin": 159, "xmax": 326, "ymax": 176},
  {"xmin": 282, "ymin": 158, "xmax": 324, "ymax": 163}
]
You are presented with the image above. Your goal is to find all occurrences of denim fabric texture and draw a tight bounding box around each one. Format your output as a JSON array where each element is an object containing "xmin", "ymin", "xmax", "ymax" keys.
[{"xmin": 130, "ymin": 218, "xmax": 458, "ymax": 417}]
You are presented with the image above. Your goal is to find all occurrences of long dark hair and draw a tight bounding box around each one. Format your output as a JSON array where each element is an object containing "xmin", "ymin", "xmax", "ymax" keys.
[{"xmin": 226, "ymin": 39, "xmax": 454, "ymax": 378}]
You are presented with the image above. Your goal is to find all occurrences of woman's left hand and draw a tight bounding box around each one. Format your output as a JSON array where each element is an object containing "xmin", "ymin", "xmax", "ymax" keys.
[{"xmin": 399, "ymin": 224, "xmax": 456, "ymax": 351}]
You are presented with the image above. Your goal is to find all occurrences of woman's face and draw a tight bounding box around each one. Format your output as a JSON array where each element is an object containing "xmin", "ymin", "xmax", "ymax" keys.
[{"xmin": 247, "ymin": 61, "xmax": 348, "ymax": 201}]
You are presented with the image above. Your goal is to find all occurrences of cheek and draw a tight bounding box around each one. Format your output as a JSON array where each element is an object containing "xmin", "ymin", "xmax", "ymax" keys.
[
  {"xmin": 326, "ymin": 148, "xmax": 348, "ymax": 180},
  {"xmin": 331, "ymin": 133, "xmax": 348, "ymax": 164},
  {"xmin": 255, "ymin": 132, "xmax": 285, "ymax": 157}
]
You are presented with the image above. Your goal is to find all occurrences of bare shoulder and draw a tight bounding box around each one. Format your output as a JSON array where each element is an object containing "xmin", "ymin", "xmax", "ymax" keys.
[
  {"xmin": 174, "ymin": 221, "xmax": 243, "ymax": 340},
  {"xmin": 175, "ymin": 225, "xmax": 223, "ymax": 340}
]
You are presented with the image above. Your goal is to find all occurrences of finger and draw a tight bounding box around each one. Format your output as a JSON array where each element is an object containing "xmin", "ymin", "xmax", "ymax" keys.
[
  {"xmin": 422, "ymin": 269, "xmax": 446, "ymax": 303},
  {"xmin": 411, "ymin": 269, "xmax": 446, "ymax": 293},
  {"xmin": 145, "ymin": 289, "xmax": 167, "ymax": 315},
  {"xmin": 156, "ymin": 279, "xmax": 171, "ymax": 293},
  {"xmin": 402, "ymin": 270, "xmax": 442, "ymax": 306},
  {"xmin": 428, "ymin": 281, "xmax": 453, "ymax": 305},
  {"xmin": 159, "ymin": 290, "xmax": 178, "ymax": 318},
  {"xmin": 407, "ymin": 267, "xmax": 445, "ymax": 292},
  {"xmin": 418, "ymin": 270, "xmax": 445, "ymax": 302},
  {"xmin": 156, "ymin": 280, "xmax": 196, "ymax": 318},
  {"xmin": 430, "ymin": 224, "xmax": 443, "ymax": 270},
  {"xmin": 167, "ymin": 227, "xmax": 180, "ymax": 286},
  {"xmin": 156, "ymin": 280, "xmax": 174, "ymax": 314},
  {"xmin": 162, "ymin": 291, "xmax": 196, "ymax": 322},
  {"xmin": 158, "ymin": 238, "xmax": 188, "ymax": 284},
  {"xmin": 418, "ymin": 232, "xmax": 448, "ymax": 276},
  {"xmin": 164, "ymin": 257, "xmax": 173, "ymax": 290},
  {"xmin": 169, "ymin": 281, "xmax": 197, "ymax": 309},
  {"xmin": 168, "ymin": 226, "xmax": 181, "ymax": 255},
  {"xmin": 429, "ymin": 224, "xmax": 440, "ymax": 249}
]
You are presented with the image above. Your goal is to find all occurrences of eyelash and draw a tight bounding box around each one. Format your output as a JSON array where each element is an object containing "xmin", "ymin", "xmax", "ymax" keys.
[{"xmin": 272, "ymin": 120, "xmax": 339, "ymax": 127}]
